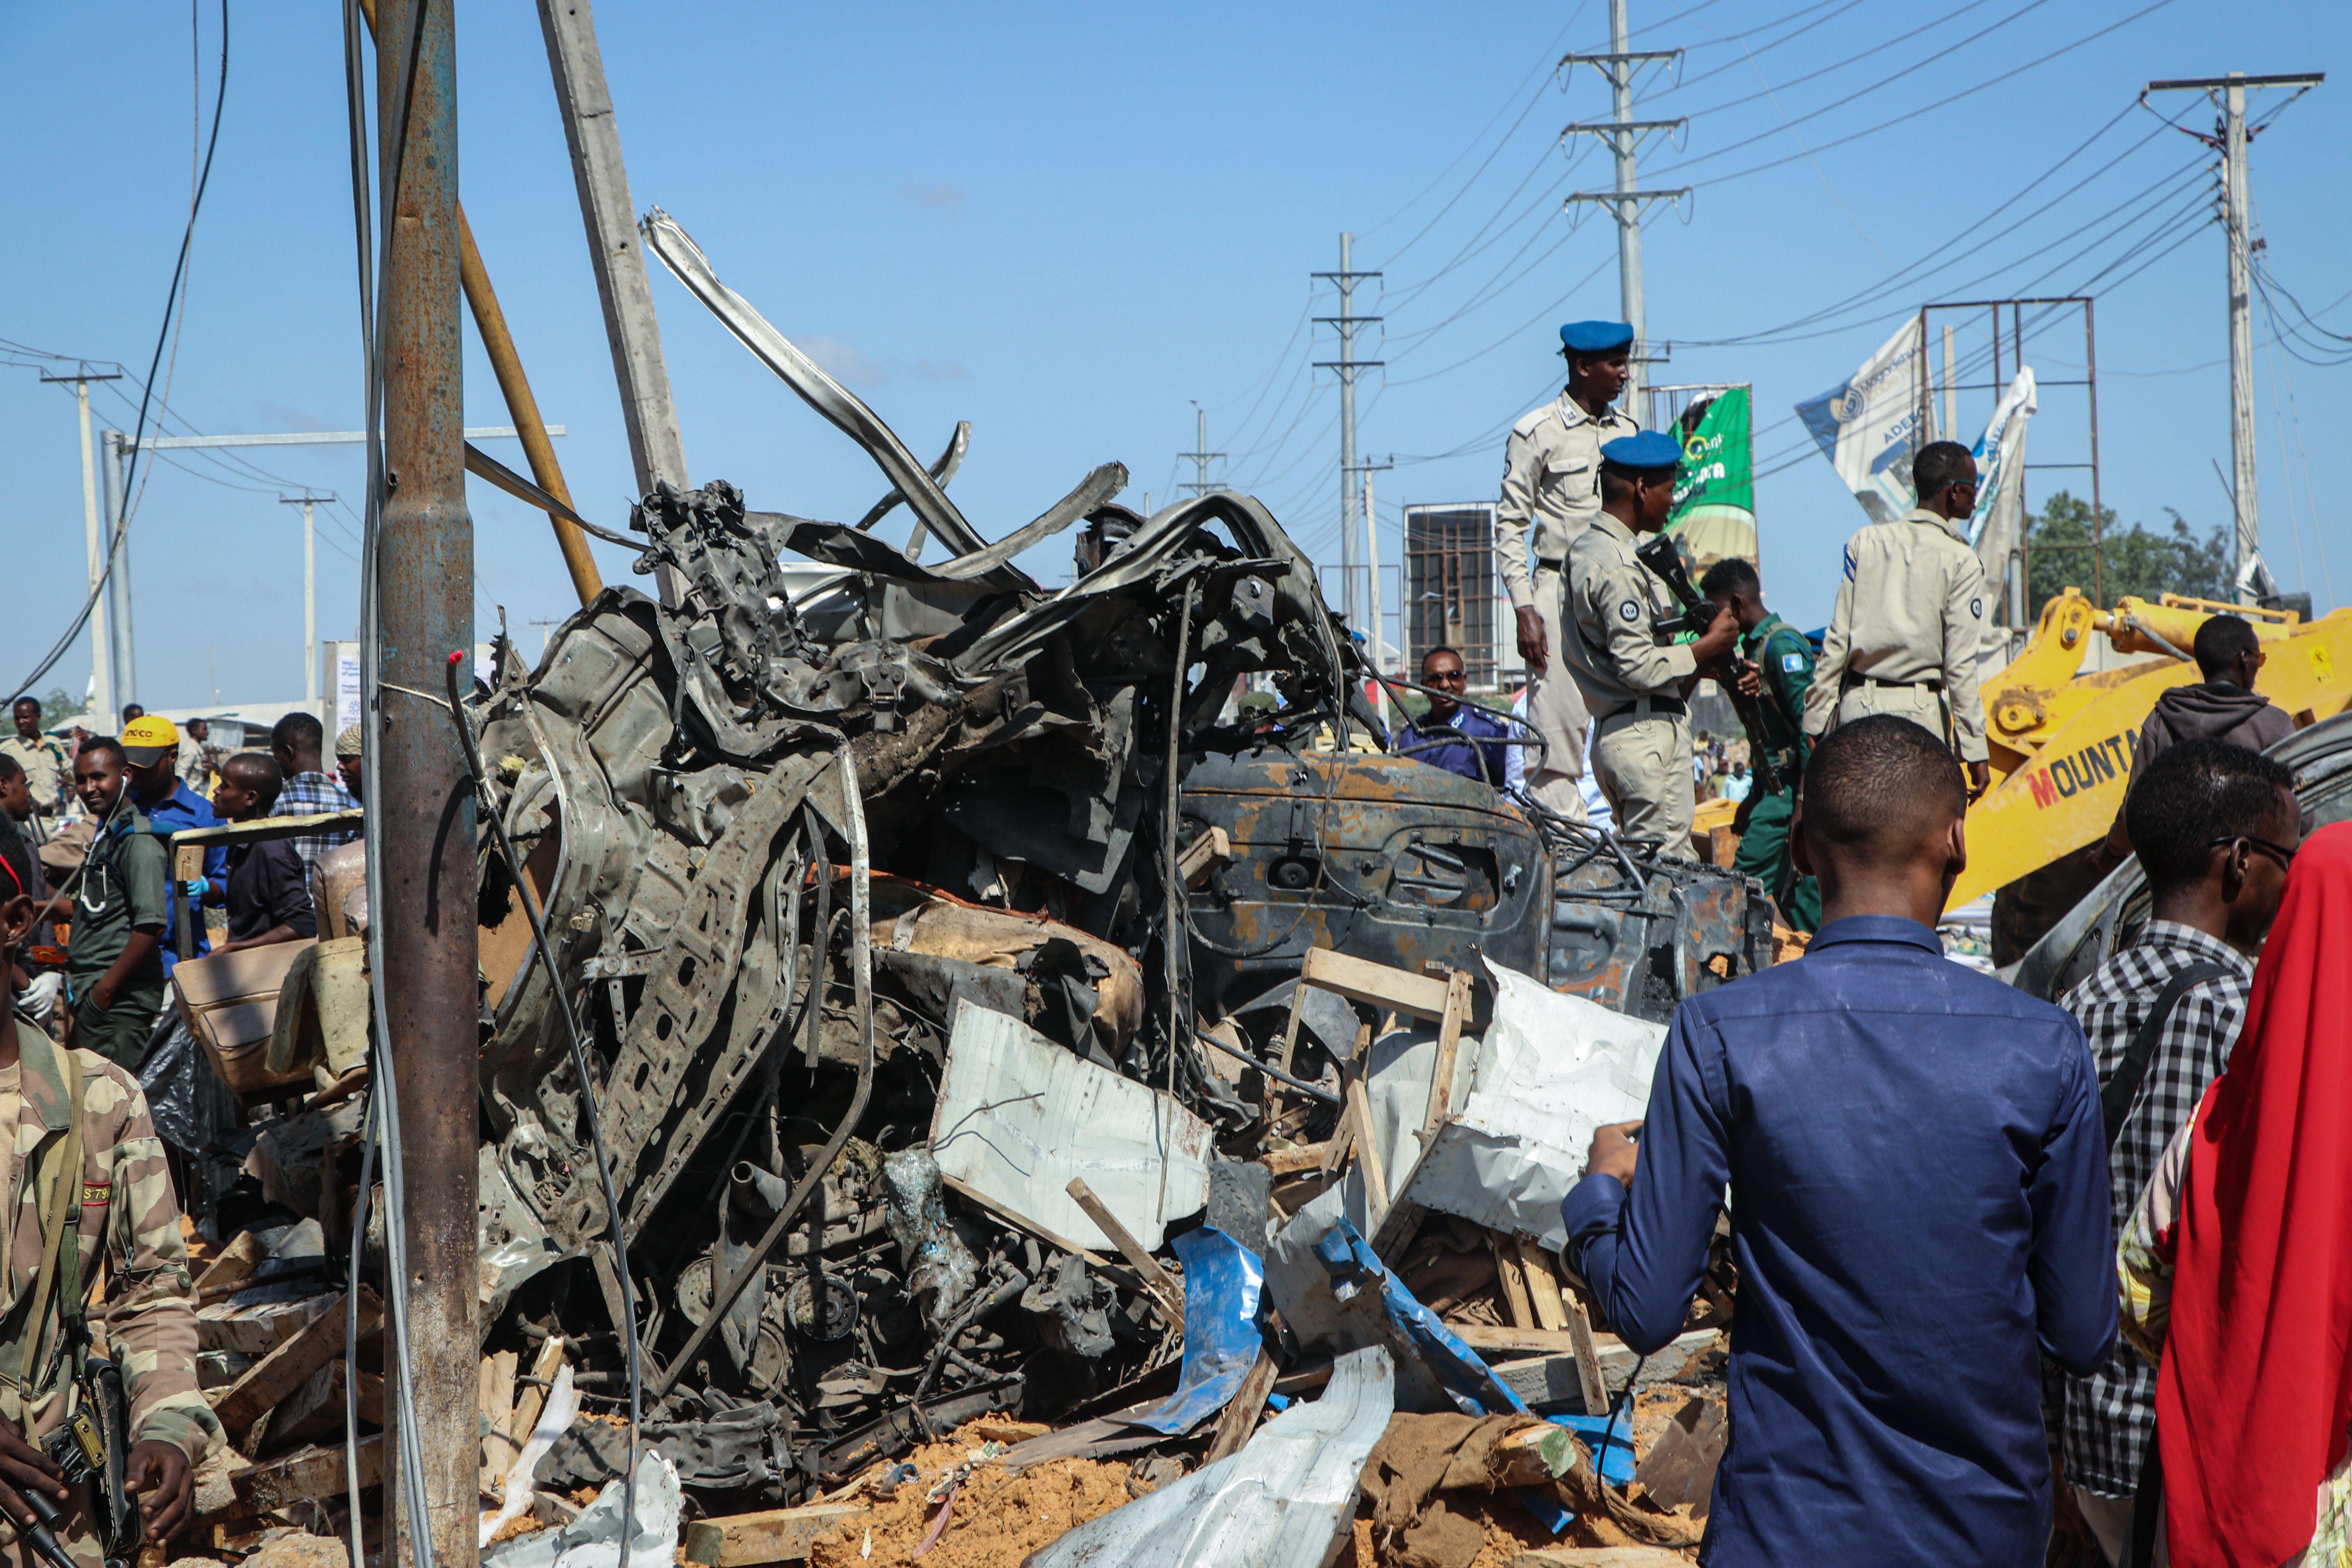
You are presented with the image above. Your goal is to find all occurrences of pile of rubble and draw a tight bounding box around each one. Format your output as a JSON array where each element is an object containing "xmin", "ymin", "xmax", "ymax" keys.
[{"xmin": 172, "ymin": 253, "xmax": 1780, "ymax": 1567}]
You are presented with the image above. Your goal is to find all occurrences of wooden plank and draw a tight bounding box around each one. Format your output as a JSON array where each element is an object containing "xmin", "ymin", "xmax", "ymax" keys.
[
  {"xmin": 681, "ymin": 1503, "xmax": 869, "ymax": 1567},
  {"xmin": 1507, "ymin": 1550, "xmax": 1693, "ymax": 1568},
  {"xmin": 478, "ymin": 1349, "xmax": 518, "ymax": 1493},
  {"xmin": 1274, "ymin": 982, "xmax": 1311, "ymax": 1079},
  {"xmin": 500, "ymin": 1335, "xmax": 567, "ymax": 1476},
  {"xmin": 1256, "ymin": 1142, "xmax": 1329, "ymax": 1178},
  {"xmin": 1297, "ymin": 947, "xmax": 1452, "ymax": 1021},
  {"xmin": 192, "ymin": 1230, "xmax": 266, "ymax": 1296},
  {"xmin": 210, "ymin": 1287, "xmax": 382, "ymax": 1440},
  {"xmin": 171, "ymin": 811, "xmax": 366, "ymax": 850},
  {"xmin": 1564, "ymin": 1292, "xmax": 1609, "ymax": 1418},
  {"xmin": 233, "ymin": 1435, "xmax": 382, "ymax": 1514},
  {"xmin": 1517, "ymin": 1238, "xmax": 1570, "ymax": 1333},
  {"xmin": 1492, "ymin": 1233, "xmax": 1537, "ymax": 1330},
  {"xmin": 272, "ymin": 1359, "xmax": 386, "ymax": 1446},
  {"xmin": 1482, "ymin": 1328, "xmax": 1720, "ymax": 1409},
  {"xmin": 1203, "ymin": 1346, "xmax": 1282, "ymax": 1465},
  {"xmin": 1176, "ymin": 825, "xmax": 1230, "ymax": 889},
  {"xmin": 1345, "ymin": 1078, "xmax": 1388, "ymax": 1216},
  {"xmin": 191, "ymin": 1450, "xmax": 254, "ymax": 1521},
  {"xmin": 198, "ymin": 1294, "xmax": 338, "ymax": 1358},
  {"xmin": 1065, "ymin": 1178, "xmax": 1182, "ymax": 1321},
  {"xmin": 1418, "ymin": 969, "xmax": 1474, "ymax": 1141}
]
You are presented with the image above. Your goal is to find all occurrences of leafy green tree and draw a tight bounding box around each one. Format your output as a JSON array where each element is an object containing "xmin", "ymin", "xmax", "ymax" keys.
[{"xmin": 2025, "ymin": 490, "xmax": 2230, "ymax": 617}]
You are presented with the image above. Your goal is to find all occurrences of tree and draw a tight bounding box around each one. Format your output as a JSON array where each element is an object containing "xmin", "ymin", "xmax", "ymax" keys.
[{"xmin": 2025, "ymin": 491, "xmax": 2229, "ymax": 618}]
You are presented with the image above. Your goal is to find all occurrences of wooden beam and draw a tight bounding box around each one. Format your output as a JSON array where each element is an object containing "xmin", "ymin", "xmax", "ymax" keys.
[
  {"xmin": 1064, "ymin": 1178, "xmax": 1182, "ymax": 1321},
  {"xmin": 1202, "ymin": 1346, "xmax": 1282, "ymax": 1465},
  {"xmin": 478, "ymin": 1349, "xmax": 518, "ymax": 1495},
  {"xmin": 1296, "ymin": 947, "xmax": 1451, "ymax": 1021},
  {"xmin": 234, "ymin": 1435, "xmax": 382, "ymax": 1515},
  {"xmin": 209, "ymin": 1287, "xmax": 382, "ymax": 1441},
  {"xmin": 1256, "ymin": 1142, "xmax": 1329, "ymax": 1178},
  {"xmin": 680, "ymin": 1504, "xmax": 870, "ymax": 1567},
  {"xmin": 1418, "ymin": 969, "xmax": 1475, "ymax": 1140},
  {"xmin": 172, "ymin": 811, "xmax": 366, "ymax": 850},
  {"xmin": 1175, "ymin": 826, "xmax": 1230, "ymax": 890},
  {"xmin": 192, "ymin": 1230, "xmax": 265, "ymax": 1296},
  {"xmin": 1564, "ymin": 1292, "xmax": 1610, "ymax": 1418},
  {"xmin": 1492, "ymin": 1233, "xmax": 1537, "ymax": 1330},
  {"xmin": 1516, "ymin": 1238, "xmax": 1571, "ymax": 1333}
]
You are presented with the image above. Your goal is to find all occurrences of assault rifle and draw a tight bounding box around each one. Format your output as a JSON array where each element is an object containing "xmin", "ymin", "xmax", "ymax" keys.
[{"xmin": 1634, "ymin": 532, "xmax": 1783, "ymax": 796}]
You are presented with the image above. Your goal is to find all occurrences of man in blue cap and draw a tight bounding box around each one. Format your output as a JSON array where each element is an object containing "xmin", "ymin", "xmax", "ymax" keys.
[
  {"xmin": 1493, "ymin": 321, "xmax": 1641, "ymax": 821},
  {"xmin": 1558, "ymin": 430, "xmax": 1740, "ymax": 852}
]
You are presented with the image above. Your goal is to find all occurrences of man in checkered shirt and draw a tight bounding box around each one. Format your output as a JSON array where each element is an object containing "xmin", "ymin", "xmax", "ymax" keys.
[
  {"xmin": 265, "ymin": 711, "xmax": 358, "ymax": 875},
  {"xmin": 2052, "ymin": 737, "xmax": 2301, "ymax": 1564}
]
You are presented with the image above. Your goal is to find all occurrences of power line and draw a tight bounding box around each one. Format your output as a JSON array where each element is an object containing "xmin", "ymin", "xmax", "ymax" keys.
[{"xmin": 8, "ymin": 0, "xmax": 228, "ymax": 700}]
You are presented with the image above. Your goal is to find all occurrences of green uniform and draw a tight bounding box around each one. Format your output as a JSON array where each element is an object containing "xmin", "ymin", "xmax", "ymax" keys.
[
  {"xmin": 0, "ymin": 1017, "xmax": 220, "ymax": 1567},
  {"xmin": 1734, "ymin": 613, "xmax": 1822, "ymax": 932},
  {"xmin": 61, "ymin": 812, "xmax": 169, "ymax": 1070}
]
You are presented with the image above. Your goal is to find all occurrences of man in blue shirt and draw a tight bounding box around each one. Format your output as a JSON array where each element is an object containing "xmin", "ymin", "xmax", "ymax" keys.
[
  {"xmin": 122, "ymin": 716, "xmax": 226, "ymax": 972},
  {"xmin": 1400, "ymin": 646, "xmax": 1512, "ymax": 787},
  {"xmin": 1561, "ymin": 715, "xmax": 2114, "ymax": 1566}
]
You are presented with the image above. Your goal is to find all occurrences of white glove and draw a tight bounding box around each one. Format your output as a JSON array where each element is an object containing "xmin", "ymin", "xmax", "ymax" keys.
[{"xmin": 16, "ymin": 971, "xmax": 62, "ymax": 1022}]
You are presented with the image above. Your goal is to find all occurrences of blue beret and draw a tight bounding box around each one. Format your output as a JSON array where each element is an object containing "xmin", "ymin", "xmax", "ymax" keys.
[
  {"xmin": 1599, "ymin": 430, "xmax": 1683, "ymax": 470},
  {"xmin": 1559, "ymin": 320, "xmax": 1635, "ymax": 353}
]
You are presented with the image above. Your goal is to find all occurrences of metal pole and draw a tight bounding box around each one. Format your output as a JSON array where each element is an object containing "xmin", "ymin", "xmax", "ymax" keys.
[
  {"xmin": 102, "ymin": 430, "xmax": 135, "ymax": 717},
  {"xmin": 1609, "ymin": 0, "xmax": 1646, "ymax": 409},
  {"xmin": 1941, "ymin": 323, "xmax": 1957, "ymax": 443},
  {"xmin": 2222, "ymin": 76, "xmax": 2258, "ymax": 599},
  {"xmin": 1364, "ymin": 471, "xmax": 1386, "ymax": 729},
  {"xmin": 1338, "ymin": 232, "xmax": 1359, "ymax": 632},
  {"xmin": 376, "ymin": 3, "xmax": 478, "ymax": 1566},
  {"xmin": 536, "ymin": 0, "xmax": 688, "ymax": 501},
  {"xmin": 2084, "ymin": 300, "xmax": 2104, "ymax": 605},
  {"xmin": 280, "ymin": 496, "xmax": 328, "ymax": 710},
  {"xmin": 76, "ymin": 383, "xmax": 112, "ymax": 723},
  {"xmin": 1196, "ymin": 407, "xmax": 1208, "ymax": 495}
]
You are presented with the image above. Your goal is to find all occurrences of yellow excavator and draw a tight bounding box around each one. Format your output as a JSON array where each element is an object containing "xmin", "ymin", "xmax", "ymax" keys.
[
  {"xmin": 1949, "ymin": 591, "xmax": 2352, "ymax": 941},
  {"xmin": 1694, "ymin": 590, "xmax": 2352, "ymax": 954}
]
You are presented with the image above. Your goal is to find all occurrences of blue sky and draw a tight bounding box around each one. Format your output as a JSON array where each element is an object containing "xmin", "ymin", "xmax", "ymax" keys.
[{"xmin": 3, "ymin": 0, "xmax": 2346, "ymax": 712}]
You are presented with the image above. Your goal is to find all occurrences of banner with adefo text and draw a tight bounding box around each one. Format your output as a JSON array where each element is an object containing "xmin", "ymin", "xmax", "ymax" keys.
[{"xmin": 1796, "ymin": 319, "xmax": 1927, "ymax": 524}]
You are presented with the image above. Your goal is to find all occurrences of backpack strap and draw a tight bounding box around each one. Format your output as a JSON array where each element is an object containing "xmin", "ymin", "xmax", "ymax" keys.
[
  {"xmin": 0, "ymin": 1029, "xmax": 86, "ymax": 1437},
  {"xmin": 2101, "ymin": 960, "xmax": 2233, "ymax": 1152}
]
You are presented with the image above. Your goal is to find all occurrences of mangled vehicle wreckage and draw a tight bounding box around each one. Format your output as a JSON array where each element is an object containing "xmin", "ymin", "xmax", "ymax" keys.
[{"xmin": 452, "ymin": 213, "xmax": 1775, "ymax": 1509}]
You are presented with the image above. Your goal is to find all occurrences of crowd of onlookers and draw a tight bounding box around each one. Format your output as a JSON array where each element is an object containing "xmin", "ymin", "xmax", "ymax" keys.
[{"xmin": 0, "ymin": 699, "xmax": 360, "ymax": 1070}]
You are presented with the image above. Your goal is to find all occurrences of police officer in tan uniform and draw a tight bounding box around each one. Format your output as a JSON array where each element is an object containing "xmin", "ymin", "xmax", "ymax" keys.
[
  {"xmin": 1495, "ymin": 321, "xmax": 1642, "ymax": 820},
  {"xmin": 1559, "ymin": 432, "xmax": 1741, "ymax": 853},
  {"xmin": 1803, "ymin": 439, "xmax": 1993, "ymax": 797}
]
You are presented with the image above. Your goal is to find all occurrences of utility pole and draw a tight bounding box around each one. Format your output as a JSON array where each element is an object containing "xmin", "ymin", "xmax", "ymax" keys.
[
  {"xmin": 1363, "ymin": 465, "xmax": 1392, "ymax": 730},
  {"xmin": 538, "ymin": 0, "xmax": 688, "ymax": 502},
  {"xmin": 279, "ymin": 495, "xmax": 334, "ymax": 711},
  {"xmin": 2145, "ymin": 70, "xmax": 2323, "ymax": 601},
  {"xmin": 377, "ymin": 1, "xmax": 478, "ymax": 1564},
  {"xmin": 99, "ymin": 430, "xmax": 136, "ymax": 717},
  {"xmin": 40, "ymin": 369, "xmax": 121, "ymax": 721},
  {"xmin": 1562, "ymin": 0, "xmax": 1687, "ymax": 410},
  {"xmin": 1314, "ymin": 234, "xmax": 1382, "ymax": 630},
  {"xmin": 1178, "ymin": 404, "xmax": 1224, "ymax": 497}
]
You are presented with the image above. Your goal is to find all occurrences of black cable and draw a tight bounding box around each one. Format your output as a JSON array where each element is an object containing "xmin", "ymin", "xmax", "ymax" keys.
[{"xmin": 5, "ymin": 0, "xmax": 227, "ymax": 699}]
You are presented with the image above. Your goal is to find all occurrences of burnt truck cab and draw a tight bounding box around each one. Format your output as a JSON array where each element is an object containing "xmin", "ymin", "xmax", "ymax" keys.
[{"xmin": 1181, "ymin": 747, "xmax": 1774, "ymax": 1026}]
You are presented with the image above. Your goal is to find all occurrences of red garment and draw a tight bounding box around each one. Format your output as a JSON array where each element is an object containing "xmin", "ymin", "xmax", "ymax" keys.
[{"xmin": 2159, "ymin": 821, "xmax": 2352, "ymax": 1566}]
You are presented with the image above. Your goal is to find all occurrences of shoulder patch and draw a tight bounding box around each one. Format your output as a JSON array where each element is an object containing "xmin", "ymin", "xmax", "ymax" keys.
[
  {"xmin": 1618, "ymin": 600, "xmax": 1642, "ymax": 624},
  {"xmin": 1969, "ymin": 597, "xmax": 1983, "ymax": 619},
  {"xmin": 1781, "ymin": 652, "xmax": 1806, "ymax": 673}
]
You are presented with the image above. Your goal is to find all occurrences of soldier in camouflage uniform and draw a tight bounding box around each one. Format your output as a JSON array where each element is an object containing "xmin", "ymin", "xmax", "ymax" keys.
[
  {"xmin": 1701, "ymin": 556, "xmax": 1823, "ymax": 932},
  {"xmin": 0, "ymin": 880, "xmax": 216, "ymax": 1560}
]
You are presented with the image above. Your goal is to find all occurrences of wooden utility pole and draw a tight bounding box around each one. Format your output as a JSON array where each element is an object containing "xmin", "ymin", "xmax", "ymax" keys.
[{"xmin": 376, "ymin": 2, "xmax": 479, "ymax": 1565}]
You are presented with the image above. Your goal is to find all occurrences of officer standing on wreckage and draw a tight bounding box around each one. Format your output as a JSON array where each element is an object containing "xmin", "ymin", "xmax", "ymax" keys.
[
  {"xmin": 1558, "ymin": 430, "xmax": 1741, "ymax": 854},
  {"xmin": 0, "ymin": 856, "xmax": 216, "ymax": 1565}
]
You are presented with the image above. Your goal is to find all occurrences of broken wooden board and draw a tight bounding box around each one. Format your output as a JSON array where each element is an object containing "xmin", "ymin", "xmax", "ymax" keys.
[
  {"xmin": 192, "ymin": 1230, "xmax": 265, "ymax": 1297},
  {"xmin": 1293, "ymin": 947, "xmax": 1452, "ymax": 1022},
  {"xmin": 233, "ymin": 1435, "xmax": 381, "ymax": 1515},
  {"xmin": 210, "ymin": 1287, "xmax": 381, "ymax": 1440},
  {"xmin": 198, "ymin": 1294, "xmax": 337, "ymax": 1358},
  {"xmin": 681, "ymin": 1503, "xmax": 869, "ymax": 1567},
  {"xmin": 1508, "ymin": 1550, "xmax": 1695, "ymax": 1568},
  {"xmin": 271, "ymin": 1359, "xmax": 385, "ymax": 1448}
]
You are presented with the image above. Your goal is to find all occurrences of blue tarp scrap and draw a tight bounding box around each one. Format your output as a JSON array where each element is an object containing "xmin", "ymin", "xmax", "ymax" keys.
[
  {"xmin": 1311, "ymin": 1217, "xmax": 1584, "ymax": 1536},
  {"xmin": 1126, "ymin": 1225, "xmax": 1267, "ymax": 1435}
]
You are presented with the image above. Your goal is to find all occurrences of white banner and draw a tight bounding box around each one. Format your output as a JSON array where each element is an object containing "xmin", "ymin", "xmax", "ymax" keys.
[
  {"xmin": 1968, "ymin": 367, "xmax": 2037, "ymax": 613},
  {"xmin": 1796, "ymin": 318, "xmax": 1929, "ymax": 524}
]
